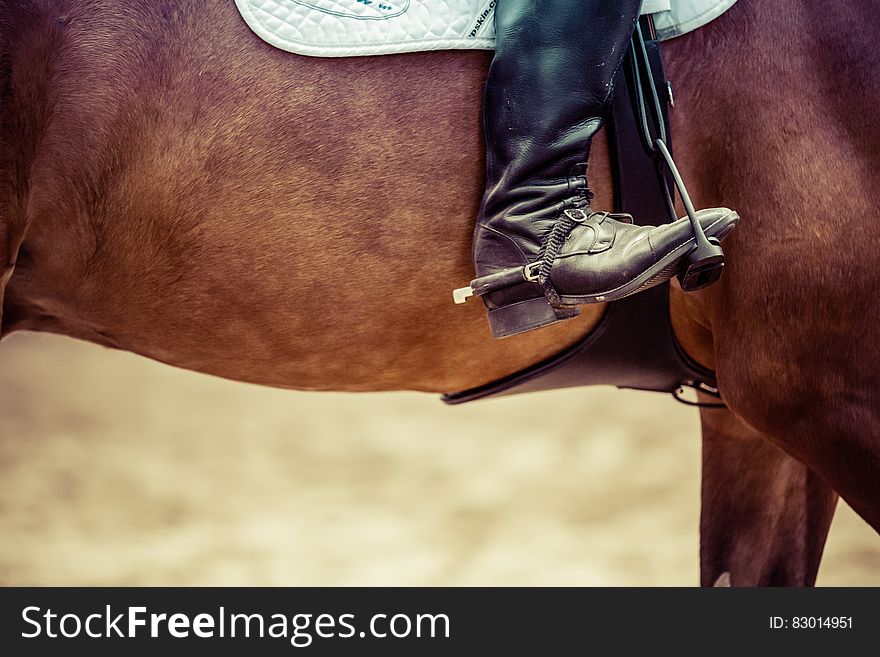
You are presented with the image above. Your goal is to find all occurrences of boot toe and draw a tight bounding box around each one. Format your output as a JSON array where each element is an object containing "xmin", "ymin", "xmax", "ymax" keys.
[
  {"xmin": 550, "ymin": 207, "xmax": 739, "ymax": 303},
  {"xmin": 649, "ymin": 207, "xmax": 739, "ymax": 251},
  {"xmin": 695, "ymin": 207, "xmax": 739, "ymax": 235}
]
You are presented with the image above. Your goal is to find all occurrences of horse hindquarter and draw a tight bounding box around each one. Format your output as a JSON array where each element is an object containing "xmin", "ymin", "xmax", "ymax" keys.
[{"xmin": 667, "ymin": 2, "xmax": 880, "ymax": 532}]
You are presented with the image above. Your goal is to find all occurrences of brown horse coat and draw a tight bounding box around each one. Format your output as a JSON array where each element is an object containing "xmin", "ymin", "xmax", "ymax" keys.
[{"xmin": 1, "ymin": 0, "xmax": 878, "ymax": 584}]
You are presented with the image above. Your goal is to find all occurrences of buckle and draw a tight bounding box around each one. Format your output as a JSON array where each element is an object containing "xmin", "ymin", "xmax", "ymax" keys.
[
  {"xmin": 523, "ymin": 262, "xmax": 542, "ymax": 282},
  {"xmin": 563, "ymin": 208, "xmax": 591, "ymax": 223}
]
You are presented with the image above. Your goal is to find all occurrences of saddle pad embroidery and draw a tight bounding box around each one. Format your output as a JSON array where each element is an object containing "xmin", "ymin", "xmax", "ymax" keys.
[{"xmin": 234, "ymin": 0, "xmax": 738, "ymax": 57}]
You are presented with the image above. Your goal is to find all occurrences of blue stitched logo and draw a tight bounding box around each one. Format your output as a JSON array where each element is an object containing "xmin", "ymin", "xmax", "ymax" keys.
[{"xmin": 288, "ymin": 0, "xmax": 410, "ymax": 20}]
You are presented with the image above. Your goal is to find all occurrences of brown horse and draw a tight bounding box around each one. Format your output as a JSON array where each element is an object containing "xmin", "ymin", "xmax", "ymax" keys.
[{"xmin": 1, "ymin": 0, "xmax": 878, "ymax": 585}]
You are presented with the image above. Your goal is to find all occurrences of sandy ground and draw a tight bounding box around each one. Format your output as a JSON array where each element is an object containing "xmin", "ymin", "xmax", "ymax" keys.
[{"xmin": 0, "ymin": 332, "xmax": 877, "ymax": 586}]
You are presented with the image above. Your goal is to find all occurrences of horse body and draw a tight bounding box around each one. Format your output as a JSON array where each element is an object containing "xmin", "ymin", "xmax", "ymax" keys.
[
  {"xmin": 2, "ymin": 0, "xmax": 878, "ymax": 584},
  {"xmin": 2, "ymin": 0, "xmax": 601, "ymax": 393}
]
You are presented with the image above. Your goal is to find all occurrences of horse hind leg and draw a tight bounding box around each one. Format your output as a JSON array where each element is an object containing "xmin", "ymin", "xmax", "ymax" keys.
[{"xmin": 699, "ymin": 404, "xmax": 838, "ymax": 586}]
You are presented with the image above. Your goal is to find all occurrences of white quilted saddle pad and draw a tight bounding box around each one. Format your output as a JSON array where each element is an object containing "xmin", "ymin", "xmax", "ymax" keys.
[{"xmin": 234, "ymin": 0, "xmax": 738, "ymax": 57}]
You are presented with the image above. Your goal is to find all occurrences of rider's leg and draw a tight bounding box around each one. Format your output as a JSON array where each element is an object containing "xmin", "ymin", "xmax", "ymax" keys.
[{"xmin": 460, "ymin": 0, "xmax": 738, "ymax": 338}]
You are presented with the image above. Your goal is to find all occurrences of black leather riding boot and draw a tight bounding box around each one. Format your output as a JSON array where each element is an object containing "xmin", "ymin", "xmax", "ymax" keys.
[{"xmin": 455, "ymin": 0, "xmax": 739, "ymax": 338}]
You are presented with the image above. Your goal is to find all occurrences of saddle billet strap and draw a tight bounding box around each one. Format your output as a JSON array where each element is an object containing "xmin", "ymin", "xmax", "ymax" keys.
[
  {"xmin": 442, "ymin": 17, "xmax": 718, "ymax": 406},
  {"xmin": 626, "ymin": 17, "xmax": 722, "ymax": 401}
]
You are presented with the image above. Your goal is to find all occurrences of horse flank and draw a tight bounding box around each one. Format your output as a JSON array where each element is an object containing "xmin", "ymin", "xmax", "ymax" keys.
[{"xmin": 1, "ymin": 0, "xmax": 879, "ymax": 582}]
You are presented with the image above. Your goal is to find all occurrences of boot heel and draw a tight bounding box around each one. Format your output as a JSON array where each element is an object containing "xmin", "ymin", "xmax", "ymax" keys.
[{"xmin": 487, "ymin": 297, "xmax": 580, "ymax": 338}]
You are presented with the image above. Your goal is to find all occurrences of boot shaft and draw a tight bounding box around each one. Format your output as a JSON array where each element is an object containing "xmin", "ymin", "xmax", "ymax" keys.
[{"xmin": 481, "ymin": 0, "xmax": 644, "ymax": 224}]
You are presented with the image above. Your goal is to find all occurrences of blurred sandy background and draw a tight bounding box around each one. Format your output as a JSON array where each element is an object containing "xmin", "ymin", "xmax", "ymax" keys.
[{"xmin": 0, "ymin": 332, "xmax": 877, "ymax": 586}]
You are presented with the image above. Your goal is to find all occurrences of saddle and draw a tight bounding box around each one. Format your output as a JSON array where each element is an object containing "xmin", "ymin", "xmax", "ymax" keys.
[
  {"xmin": 233, "ymin": 2, "xmax": 736, "ymax": 406},
  {"xmin": 234, "ymin": 1, "xmax": 738, "ymax": 56}
]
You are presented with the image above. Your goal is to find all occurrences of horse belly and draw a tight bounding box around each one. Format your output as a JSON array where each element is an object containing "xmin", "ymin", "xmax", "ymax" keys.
[{"xmin": 8, "ymin": 18, "xmax": 605, "ymax": 392}]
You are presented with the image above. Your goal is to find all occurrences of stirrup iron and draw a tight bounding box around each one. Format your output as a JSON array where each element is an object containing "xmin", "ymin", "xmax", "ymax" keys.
[
  {"xmin": 680, "ymin": 237, "xmax": 724, "ymax": 291},
  {"xmin": 653, "ymin": 140, "xmax": 726, "ymax": 292},
  {"xmin": 633, "ymin": 23, "xmax": 727, "ymax": 293}
]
